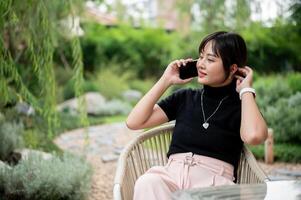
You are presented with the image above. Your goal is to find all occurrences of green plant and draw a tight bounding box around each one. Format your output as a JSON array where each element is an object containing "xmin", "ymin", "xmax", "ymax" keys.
[
  {"xmin": 254, "ymin": 75, "xmax": 293, "ymax": 110},
  {"xmin": 102, "ymin": 115, "xmax": 127, "ymax": 124},
  {"xmin": 287, "ymin": 72, "xmax": 301, "ymax": 93},
  {"xmin": 242, "ymin": 22, "xmax": 301, "ymax": 72},
  {"xmin": 54, "ymin": 112, "xmax": 98, "ymax": 135},
  {"xmin": 0, "ymin": 1, "xmax": 88, "ymax": 138},
  {"xmin": 81, "ymin": 22, "xmax": 182, "ymax": 78},
  {"xmin": 54, "ymin": 66, "xmax": 74, "ymax": 86},
  {"xmin": 23, "ymin": 128, "xmax": 62, "ymax": 153},
  {"xmin": 0, "ymin": 153, "xmax": 92, "ymax": 200},
  {"xmin": 274, "ymin": 143, "xmax": 301, "ymax": 163},
  {"xmin": 94, "ymin": 65, "xmax": 133, "ymax": 99},
  {"xmin": 129, "ymin": 78, "xmax": 155, "ymax": 94},
  {"xmin": 248, "ymin": 144, "xmax": 265, "ymax": 161},
  {"xmin": 264, "ymin": 92, "xmax": 301, "ymax": 144},
  {"xmin": 23, "ymin": 129, "xmax": 41, "ymax": 150},
  {"xmin": 249, "ymin": 143, "xmax": 301, "ymax": 163},
  {"xmin": 63, "ymin": 79, "xmax": 99, "ymax": 100},
  {"xmin": 0, "ymin": 112, "xmax": 4, "ymax": 123},
  {"xmin": 0, "ymin": 122, "xmax": 24, "ymax": 161}
]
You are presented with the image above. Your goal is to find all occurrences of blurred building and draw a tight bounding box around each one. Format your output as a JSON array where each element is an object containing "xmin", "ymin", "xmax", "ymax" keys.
[
  {"xmin": 84, "ymin": 0, "xmax": 181, "ymax": 31},
  {"xmin": 85, "ymin": 1, "xmax": 118, "ymax": 26}
]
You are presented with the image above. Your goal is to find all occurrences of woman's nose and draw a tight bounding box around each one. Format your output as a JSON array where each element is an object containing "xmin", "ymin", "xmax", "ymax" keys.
[{"xmin": 197, "ymin": 58, "xmax": 205, "ymax": 69}]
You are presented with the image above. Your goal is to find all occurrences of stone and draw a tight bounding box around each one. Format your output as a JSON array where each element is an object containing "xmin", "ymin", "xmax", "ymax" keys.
[
  {"xmin": 272, "ymin": 169, "xmax": 301, "ymax": 178},
  {"xmin": 14, "ymin": 148, "xmax": 53, "ymax": 161},
  {"xmin": 15, "ymin": 102, "xmax": 35, "ymax": 116},
  {"xmin": 268, "ymin": 175, "xmax": 296, "ymax": 181},
  {"xmin": 113, "ymin": 146, "xmax": 124, "ymax": 155},
  {"xmin": 84, "ymin": 92, "xmax": 107, "ymax": 115},
  {"xmin": 57, "ymin": 92, "xmax": 106, "ymax": 115},
  {"xmin": 96, "ymin": 99, "xmax": 132, "ymax": 116},
  {"xmin": 122, "ymin": 89, "xmax": 142, "ymax": 102},
  {"xmin": 57, "ymin": 98, "xmax": 78, "ymax": 115},
  {"xmin": 101, "ymin": 154, "xmax": 119, "ymax": 163},
  {"xmin": 88, "ymin": 126, "xmax": 102, "ymax": 133},
  {"xmin": 102, "ymin": 138, "xmax": 113, "ymax": 145}
]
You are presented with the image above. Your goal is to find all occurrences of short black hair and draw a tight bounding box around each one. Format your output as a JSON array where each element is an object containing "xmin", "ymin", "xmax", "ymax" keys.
[{"xmin": 199, "ymin": 31, "xmax": 247, "ymax": 77}]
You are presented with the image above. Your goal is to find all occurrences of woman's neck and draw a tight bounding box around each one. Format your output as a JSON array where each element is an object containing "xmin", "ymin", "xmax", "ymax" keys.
[{"xmin": 203, "ymin": 79, "xmax": 237, "ymax": 99}]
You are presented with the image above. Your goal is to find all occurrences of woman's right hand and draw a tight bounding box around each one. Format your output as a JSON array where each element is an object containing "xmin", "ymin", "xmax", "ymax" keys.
[
  {"xmin": 162, "ymin": 58, "xmax": 195, "ymax": 85},
  {"xmin": 127, "ymin": 59, "xmax": 194, "ymax": 130}
]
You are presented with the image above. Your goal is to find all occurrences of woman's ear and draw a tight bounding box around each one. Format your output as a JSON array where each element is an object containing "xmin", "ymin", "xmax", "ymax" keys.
[{"xmin": 230, "ymin": 64, "xmax": 238, "ymax": 75}]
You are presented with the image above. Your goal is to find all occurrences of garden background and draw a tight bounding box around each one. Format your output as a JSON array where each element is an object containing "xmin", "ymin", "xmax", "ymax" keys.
[{"xmin": 0, "ymin": 0, "xmax": 300, "ymax": 199}]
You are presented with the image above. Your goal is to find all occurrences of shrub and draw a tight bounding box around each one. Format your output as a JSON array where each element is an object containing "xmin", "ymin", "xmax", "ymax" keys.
[
  {"xmin": 77, "ymin": 22, "xmax": 301, "ymax": 77},
  {"xmin": 55, "ymin": 112, "xmax": 109, "ymax": 134},
  {"xmin": 129, "ymin": 78, "xmax": 155, "ymax": 94},
  {"xmin": 242, "ymin": 23, "xmax": 301, "ymax": 72},
  {"xmin": 253, "ymin": 75, "xmax": 293, "ymax": 111},
  {"xmin": 94, "ymin": 65, "xmax": 133, "ymax": 100},
  {"xmin": 55, "ymin": 66, "xmax": 75, "ymax": 103},
  {"xmin": 54, "ymin": 66, "xmax": 74, "ymax": 86},
  {"xmin": 248, "ymin": 144, "xmax": 264, "ymax": 161},
  {"xmin": 80, "ymin": 23, "xmax": 181, "ymax": 78},
  {"xmin": 23, "ymin": 129, "xmax": 41, "ymax": 150},
  {"xmin": 274, "ymin": 143, "xmax": 301, "ymax": 163},
  {"xmin": 249, "ymin": 143, "xmax": 301, "ymax": 163},
  {"xmin": 23, "ymin": 128, "xmax": 62, "ymax": 153},
  {"xmin": 0, "ymin": 122, "xmax": 24, "ymax": 161},
  {"xmin": 0, "ymin": 153, "xmax": 92, "ymax": 200},
  {"xmin": 63, "ymin": 79, "xmax": 99, "ymax": 100},
  {"xmin": 0, "ymin": 112, "xmax": 4, "ymax": 123},
  {"xmin": 264, "ymin": 92, "xmax": 301, "ymax": 144},
  {"xmin": 253, "ymin": 74, "xmax": 301, "ymax": 144},
  {"xmin": 287, "ymin": 72, "xmax": 301, "ymax": 93}
]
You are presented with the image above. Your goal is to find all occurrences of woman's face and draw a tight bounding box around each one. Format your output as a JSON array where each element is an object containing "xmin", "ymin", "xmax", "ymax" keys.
[{"xmin": 196, "ymin": 41, "xmax": 232, "ymax": 87}]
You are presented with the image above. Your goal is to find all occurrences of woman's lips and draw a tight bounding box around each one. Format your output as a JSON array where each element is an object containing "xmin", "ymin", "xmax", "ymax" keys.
[{"xmin": 198, "ymin": 71, "xmax": 207, "ymax": 77}]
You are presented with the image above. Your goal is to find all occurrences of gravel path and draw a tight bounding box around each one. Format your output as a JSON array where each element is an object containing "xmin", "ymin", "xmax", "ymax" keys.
[
  {"xmin": 54, "ymin": 122, "xmax": 301, "ymax": 200},
  {"xmin": 54, "ymin": 122, "xmax": 140, "ymax": 200}
]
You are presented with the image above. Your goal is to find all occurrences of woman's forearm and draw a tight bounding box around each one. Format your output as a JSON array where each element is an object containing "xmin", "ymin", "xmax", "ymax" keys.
[
  {"xmin": 126, "ymin": 77, "xmax": 171, "ymax": 129},
  {"xmin": 240, "ymin": 93, "xmax": 268, "ymax": 145}
]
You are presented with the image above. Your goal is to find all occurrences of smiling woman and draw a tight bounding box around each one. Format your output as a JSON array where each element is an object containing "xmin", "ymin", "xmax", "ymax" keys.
[
  {"xmin": 126, "ymin": 31, "xmax": 268, "ymax": 200},
  {"xmin": 197, "ymin": 31, "xmax": 247, "ymax": 87}
]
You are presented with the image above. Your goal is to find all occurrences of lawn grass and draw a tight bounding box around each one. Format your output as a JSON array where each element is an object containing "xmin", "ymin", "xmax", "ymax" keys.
[{"xmin": 102, "ymin": 115, "xmax": 127, "ymax": 124}]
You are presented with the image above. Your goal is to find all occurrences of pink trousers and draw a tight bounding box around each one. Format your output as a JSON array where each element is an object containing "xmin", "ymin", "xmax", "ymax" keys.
[{"xmin": 133, "ymin": 152, "xmax": 235, "ymax": 200}]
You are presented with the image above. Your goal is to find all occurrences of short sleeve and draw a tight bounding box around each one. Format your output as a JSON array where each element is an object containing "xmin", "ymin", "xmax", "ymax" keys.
[{"xmin": 157, "ymin": 89, "xmax": 187, "ymax": 121}]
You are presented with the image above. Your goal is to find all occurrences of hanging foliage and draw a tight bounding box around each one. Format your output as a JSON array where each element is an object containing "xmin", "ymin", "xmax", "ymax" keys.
[{"xmin": 0, "ymin": 0, "xmax": 89, "ymax": 139}]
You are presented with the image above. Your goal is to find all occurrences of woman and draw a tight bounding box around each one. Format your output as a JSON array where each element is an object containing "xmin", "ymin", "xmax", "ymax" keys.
[{"xmin": 126, "ymin": 31, "xmax": 268, "ymax": 200}]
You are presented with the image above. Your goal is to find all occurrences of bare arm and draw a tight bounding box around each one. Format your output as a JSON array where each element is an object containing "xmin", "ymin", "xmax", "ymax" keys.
[
  {"xmin": 235, "ymin": 67, "xmax": 268, "ymax": 145},
  {"xmin": 126, "ymin": 59, "xmax": 194, "ymax": 130},
  {"xmin": 125, "ymin": 77, "xmax": 170, "ymax": 130}
]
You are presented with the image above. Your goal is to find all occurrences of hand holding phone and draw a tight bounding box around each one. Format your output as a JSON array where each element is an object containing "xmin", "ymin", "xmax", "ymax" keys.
[{"xmin": 179, "ymin": 59, "xmax": 198, "ymax": 79}]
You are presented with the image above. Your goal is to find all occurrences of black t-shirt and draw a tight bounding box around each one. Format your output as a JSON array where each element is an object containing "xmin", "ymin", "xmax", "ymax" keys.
[{"xmin": 157, "ymin": 80, "xmax": 243, "ymax": 175}]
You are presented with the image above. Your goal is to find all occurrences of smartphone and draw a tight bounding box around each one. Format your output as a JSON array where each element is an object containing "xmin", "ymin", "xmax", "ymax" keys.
[{"xmin": 179, "ymin": 60, "xmax": 198, "ymax": 79}]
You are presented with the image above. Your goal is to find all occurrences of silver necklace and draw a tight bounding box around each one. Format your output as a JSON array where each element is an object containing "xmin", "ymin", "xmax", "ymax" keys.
[{"xmin": 201, "ymin": 90, "xmax": 228, "ymax": 129}]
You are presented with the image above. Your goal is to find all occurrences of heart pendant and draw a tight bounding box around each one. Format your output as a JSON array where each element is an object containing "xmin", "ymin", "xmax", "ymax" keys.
[{"xmin": 202, "ymin": 122, "xmax": 209, "ymax": 129}]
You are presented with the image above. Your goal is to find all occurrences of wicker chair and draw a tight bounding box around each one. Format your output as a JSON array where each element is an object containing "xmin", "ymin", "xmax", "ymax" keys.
[{"xmin": 114, "ymin": 122, "xmax": 269, "ymax": 200}]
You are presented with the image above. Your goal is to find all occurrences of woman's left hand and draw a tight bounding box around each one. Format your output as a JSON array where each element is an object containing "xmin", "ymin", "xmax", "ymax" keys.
[{"xmin": 235, "ymin": 66, "xmax": 253, "ymax": 93}]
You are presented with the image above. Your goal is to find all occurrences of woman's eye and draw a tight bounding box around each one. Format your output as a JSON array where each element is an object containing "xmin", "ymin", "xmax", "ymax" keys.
[{"xmin": 208, "ymin": 59, "xmax": 214, "ymax": 62}]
